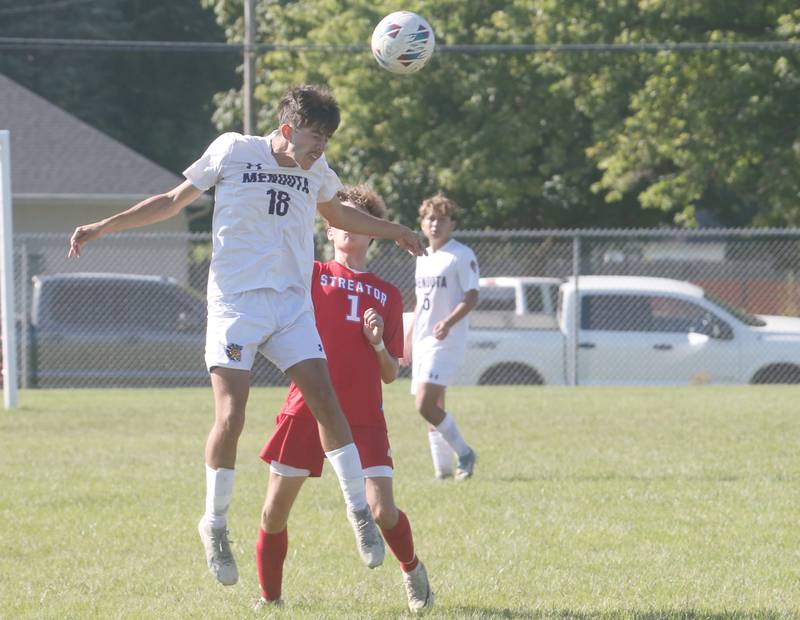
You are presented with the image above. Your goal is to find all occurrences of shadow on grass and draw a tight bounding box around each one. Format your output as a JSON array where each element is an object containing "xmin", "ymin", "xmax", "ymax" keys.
[{"xmin": 445, "ymin": 608, "xmax": 792, "ymax": 619}]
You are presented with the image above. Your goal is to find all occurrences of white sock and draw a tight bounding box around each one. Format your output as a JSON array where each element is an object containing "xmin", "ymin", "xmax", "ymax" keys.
[
  {"xmin": 203, "ymin": 464, "xmax": 235, "ymax": 530},
  {"xmin": 436, "ymin": 412, "xmax": 471, "ymax": 458},
  {"xmin": 428, "ymin": 429, "xmax": 454, "ymax": 476},
  {"xmin": 325, "ymin": 443, "xmax": 367, "ymax": 511}
]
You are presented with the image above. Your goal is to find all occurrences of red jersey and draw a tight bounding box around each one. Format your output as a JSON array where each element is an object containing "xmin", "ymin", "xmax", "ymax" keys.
[{"xmin": 281, "ymin": 260, "xmax": 404, "ymax": 429}]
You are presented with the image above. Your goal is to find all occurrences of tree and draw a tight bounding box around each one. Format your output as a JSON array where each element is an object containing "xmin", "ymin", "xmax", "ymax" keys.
[
  {"xmin": 0, "ymin": 0, "xmax": 238, "ymax": 182},
  {"xmin": 203, "ymin": 0, "xmax": 800, "ymax": 228}
]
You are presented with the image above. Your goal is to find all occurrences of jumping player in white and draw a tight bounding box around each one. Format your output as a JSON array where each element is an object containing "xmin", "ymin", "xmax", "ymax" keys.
[
  {"xmin": 402, "ymin": 194, "xmax": 479, "ymax": 481},
  {"xmin": 67, "ymin": 85, "xmax": 426, "ymax": 586}
]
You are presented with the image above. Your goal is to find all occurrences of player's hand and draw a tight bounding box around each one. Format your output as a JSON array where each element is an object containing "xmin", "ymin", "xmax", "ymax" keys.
[
  {"xmin": 394, "ymin": 225, "xmax": 426, "ymax": 257},
  {"xmin": 363, "ymin": 307, "xmax": 384, "ymax": 345},
  {"xmin": 433, "ymin": 320, "xmax": 451, "ymax": 340},
  {"xmin": 68, "ymin": 222, "xmax": 103, "ymax": 257}
]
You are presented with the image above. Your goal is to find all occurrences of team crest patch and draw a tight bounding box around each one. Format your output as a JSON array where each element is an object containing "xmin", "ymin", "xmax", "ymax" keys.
[{"xmin": 225, "ymin": 343, "xmax": 243, "ymax": 362}]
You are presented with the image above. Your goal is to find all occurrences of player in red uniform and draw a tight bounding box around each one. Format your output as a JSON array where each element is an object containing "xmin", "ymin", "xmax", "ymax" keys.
[{"xmin": 255, "ymin": 186, "xmax": 433, "ymax": 613}]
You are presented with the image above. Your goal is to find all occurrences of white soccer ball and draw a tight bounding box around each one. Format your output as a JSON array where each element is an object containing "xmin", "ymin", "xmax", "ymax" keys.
[{"xmin": 371, "ymin": 11, "xmax": 435, "ymax": 75}]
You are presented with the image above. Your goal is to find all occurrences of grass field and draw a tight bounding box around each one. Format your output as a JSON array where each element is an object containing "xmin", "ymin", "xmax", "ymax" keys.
[{"xmin": 1, "ymin": 383, "xmax": 799, "ymax": 619}]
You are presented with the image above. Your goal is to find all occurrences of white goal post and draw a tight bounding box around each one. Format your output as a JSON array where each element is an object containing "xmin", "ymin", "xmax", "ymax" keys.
[{"xmin": 0, "ymin": 130, "xmax": 17, "ymax": 408}]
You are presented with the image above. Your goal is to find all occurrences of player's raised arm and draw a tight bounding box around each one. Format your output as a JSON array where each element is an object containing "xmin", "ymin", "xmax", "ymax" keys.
[
  {"xmin": 68, "ymin": 180, "xmax": 204, "ymax": 257},
  {"xmin": 317, "ymin": 196, "xmax": 426, "ymax": 257}
]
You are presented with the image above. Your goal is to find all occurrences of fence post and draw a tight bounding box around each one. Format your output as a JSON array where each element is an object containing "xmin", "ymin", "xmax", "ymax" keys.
[
  {"xmin": 19, "ymin": 240, "xmax": 28, "ymax": 389},
  {"xmin": 570, "ymin": 233, "xmax": 581, "ymax": 386}
]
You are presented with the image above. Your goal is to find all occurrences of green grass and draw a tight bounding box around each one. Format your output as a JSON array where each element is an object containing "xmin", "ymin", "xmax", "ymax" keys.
[{"xmin": 1, "ymin": 383, "xmax": 799, "ymax": 619}]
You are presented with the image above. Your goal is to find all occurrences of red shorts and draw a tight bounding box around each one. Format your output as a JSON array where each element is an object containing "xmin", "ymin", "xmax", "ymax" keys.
[{"xmin": 260, "ymin": 414, "xmax": 393, "ymax": 477}]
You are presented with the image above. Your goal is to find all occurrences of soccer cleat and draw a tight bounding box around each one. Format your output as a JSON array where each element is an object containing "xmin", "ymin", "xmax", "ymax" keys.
[
  {"xmin": 402, "ymin": 561, "xmax": 434, "ymax": 613},
  {"xmin": 434, "ymin": 471, "xmax": 453, "ymax": 481},
  {"xmin": 253, "ymin": 597, "xmax": 283, "ymax": 610},
  {"xmin": 455, "ymin": 448, "xmax": 477, "ymax": 481},
  {"xmin": 347, "ymin": 506, "xmax": 385, "ymax": 568},
  {"xmin": 197, "ymin": 518, "xmax": 238, "ymax": 586}
]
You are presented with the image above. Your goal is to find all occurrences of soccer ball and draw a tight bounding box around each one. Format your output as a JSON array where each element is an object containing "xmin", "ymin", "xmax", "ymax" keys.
[{"xmin": 371, "ymin": 11, "xmax": 435, "ymax": 74}]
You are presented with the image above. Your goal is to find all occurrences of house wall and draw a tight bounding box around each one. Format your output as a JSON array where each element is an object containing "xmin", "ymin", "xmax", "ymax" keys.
[{"xmin": 12, "ymin": 197, "xmax": 194, "ymax": 287}]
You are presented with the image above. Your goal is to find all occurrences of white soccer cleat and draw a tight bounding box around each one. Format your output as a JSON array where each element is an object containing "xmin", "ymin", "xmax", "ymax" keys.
[
  {"xmin": 455, "ymin": 448, "xmax": 477, "ymax": 481},
  {"xmin": 402, "ymin": 561, "xmax": 434, "ymax": 613},
  {"xmin": 347, "ymin": 506, "xmax": 385, "ymax": 568},
  {"xmin": 197, "ymin": 518, "xmax": 238, "ymax": 586}
]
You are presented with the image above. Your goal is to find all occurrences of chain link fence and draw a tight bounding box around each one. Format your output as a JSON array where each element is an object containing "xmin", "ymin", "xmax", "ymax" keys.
[{"xmin": 4, "ymin": 229, "xmax": 800, "ymax": 388}]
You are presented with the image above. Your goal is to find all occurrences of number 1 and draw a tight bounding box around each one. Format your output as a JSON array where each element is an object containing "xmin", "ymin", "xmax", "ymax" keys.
[{"xmin": 345, "ymin": 294, "xmax": 360, "ymax": 322}]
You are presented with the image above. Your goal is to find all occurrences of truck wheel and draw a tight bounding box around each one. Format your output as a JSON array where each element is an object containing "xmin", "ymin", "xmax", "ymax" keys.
[
  {"xmin": 479, "ymin": 363, "xmax": 543, "ymax": 385},
  {"xmin": 750, "ymin": 364, "xmax": 800, "ymax": 384}
]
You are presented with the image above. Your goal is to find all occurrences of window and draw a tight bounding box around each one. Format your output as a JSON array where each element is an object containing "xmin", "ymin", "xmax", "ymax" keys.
[
  {"xmin": 524, "ymin": 285, "xmax": 545, "ymax": 313},
  {"xmin": 40, "ymin": 279, "xmax": 205, "ymax": 333},
  {"xmin": 582, "ymin": 295, "xmax": 653, "ymax": 331},
  {"xmin": 476, "ymin": 286, "xmax": 516, "ymax": 312},
  {"xmin": 582, "ymin": 293, "xmax": 732, "ymax": 338}
]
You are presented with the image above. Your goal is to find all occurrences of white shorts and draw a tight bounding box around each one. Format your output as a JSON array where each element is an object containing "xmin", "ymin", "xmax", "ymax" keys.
[
  {"xmin": 205, "ymin": 288, "xmax": 325, "ymax": 373},
  {"xmin": 410, "ymin": 346, "xmax": 463, "ymax": 395}
]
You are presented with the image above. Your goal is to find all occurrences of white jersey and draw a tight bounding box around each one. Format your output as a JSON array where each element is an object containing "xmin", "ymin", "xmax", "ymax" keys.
[
  {"xmin": 413, "ymin": 238, "xmax": 480, "ymax": 358},
  {"xmin": 183, "ymin": 131, "xmax": 342, "ymax": 300}
]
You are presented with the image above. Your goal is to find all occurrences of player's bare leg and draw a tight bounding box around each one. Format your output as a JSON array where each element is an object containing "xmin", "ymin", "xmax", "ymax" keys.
[
  {"xmin": 416, "ymin": 382, "xmax": 476, "ymax": 480},
  {"xmin": 198, "ymin": 367, "xmax": 250, "ymax": 586},
  {"xmin": 286, "ymin": 358, "xmax": 353, "ymax": 450},
  {"xmin": 255, "ymin": 471, "xmax": 306, "ymax": 607},
  {"xmin": 366, "ymin": 477, "xmax": 433, "ymax": 613},
  {"xmin": 286, "ymin": 358, "xmax": 385, "ymax": 567}
]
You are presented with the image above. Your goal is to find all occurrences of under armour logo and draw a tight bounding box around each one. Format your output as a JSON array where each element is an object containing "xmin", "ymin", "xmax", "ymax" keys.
[{"xmin": 246, "ymin": 162, "xmax": 263, "ymax": 170}]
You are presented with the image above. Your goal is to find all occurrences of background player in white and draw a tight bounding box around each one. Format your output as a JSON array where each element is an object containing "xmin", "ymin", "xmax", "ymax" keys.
[
  {"xmin": 67, "ymin": 85, "xmax": 425, "ymax": 586},
  {"xmin": 256, "ymin": 186, "xmax": 433, "ymax": 613},
  {"xmin": 402, "ymin": 194, "xmax": 479, "ymax": 480}
]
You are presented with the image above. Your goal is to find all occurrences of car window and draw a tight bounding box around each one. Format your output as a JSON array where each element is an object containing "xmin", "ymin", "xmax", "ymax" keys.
[
  {"xmin": 476, "ymin": 286, "xmax": 516, "ymax": 311},
  {"xmin": 524, "ymin": 285, "xmax": 545, "ymax": 313},
  {"xmin": 582, "ymin": 294, "xmax": 653, "ymax": 331},
  {"xmin": 127, "ymin": 283, "xmax": 205, "ymax": 331},
  {"xmin": 41, "ymin": 279, "xmax": 205, "ymax": 332},
  {"xmin": 650, "ymin": 296, "xmax": 732, "ymax": 338},
  {"xmin": 43, "ymin": 281, "xmax": 129, "ymax": 330},
  {"xmin": 548, "ymin": 285, "xmax": 559, "ymax": 311},
  {"xmin": 583, "ymin": 293, "xmax": 731, "ymax": 337}
]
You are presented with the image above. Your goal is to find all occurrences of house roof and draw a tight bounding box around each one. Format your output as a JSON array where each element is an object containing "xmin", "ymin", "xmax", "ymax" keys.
[{"xmin": 0, "ymin": 73, "xmax": 185, "ymax": 196}]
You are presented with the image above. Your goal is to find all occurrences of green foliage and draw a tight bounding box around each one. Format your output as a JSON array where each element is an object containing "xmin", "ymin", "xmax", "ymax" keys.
[
  {"xmin": 2, "ymin": 384, "xmax": 799, "ymax": 618},
  {"xmin": 204, "ymin": 0, "xmax": 800, "ymax": 228},
  {"xmin": 0, "ymin": 0, "xmax": 238, "ymax": 182}
]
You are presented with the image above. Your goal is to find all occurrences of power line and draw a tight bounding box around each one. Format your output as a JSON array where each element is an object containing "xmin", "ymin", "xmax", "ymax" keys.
[
  {"xmin": 0, "ymin": 0, "xmax": 97, "ymax": 17},
  {"xmin": 0, "ymin": 36, "xmax": 799, "ymax": 54}
]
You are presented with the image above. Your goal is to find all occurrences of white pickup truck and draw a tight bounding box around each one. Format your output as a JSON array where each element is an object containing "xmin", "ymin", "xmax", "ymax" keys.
[{"xmin": 457, "ymin": 275, "xmax": 800, "ymax": 386}]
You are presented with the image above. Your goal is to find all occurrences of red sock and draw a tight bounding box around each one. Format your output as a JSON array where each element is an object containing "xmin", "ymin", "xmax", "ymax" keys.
[
  {"xmin": 381, "ymin": 510, "xmax": 418, "ymax": 572},
  {"xmin": 256, "ymin": 527, "xmax": 288, "ymax": 601}
]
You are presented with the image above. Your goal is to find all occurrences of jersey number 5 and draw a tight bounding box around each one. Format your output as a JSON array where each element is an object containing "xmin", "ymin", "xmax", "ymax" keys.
[{"xmin": 266, "ymin": 189, "xmax": 290, "ymax": 215}]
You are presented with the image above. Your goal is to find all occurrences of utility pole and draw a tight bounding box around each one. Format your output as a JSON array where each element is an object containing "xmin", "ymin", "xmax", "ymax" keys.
[{"xmin": 243, "ymin": 0, "xmax": 256, "ymax": 135}]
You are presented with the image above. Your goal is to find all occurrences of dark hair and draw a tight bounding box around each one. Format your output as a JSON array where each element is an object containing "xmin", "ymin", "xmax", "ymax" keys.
[
  {"xmin": 277, "ymin": 85, "xmax": 340, "ymax": 137},
  {"xmin": 336, "ymin": 185, "xmax": 388, "ymax": 219}
]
